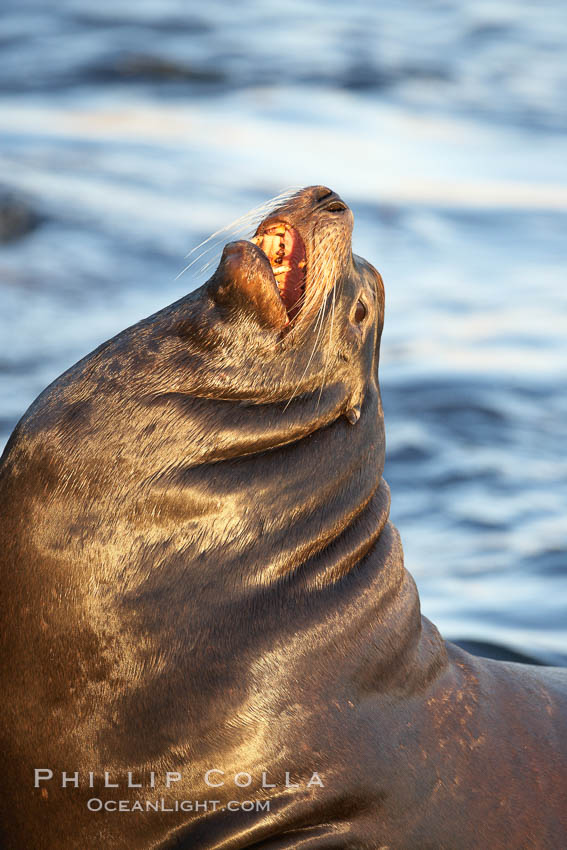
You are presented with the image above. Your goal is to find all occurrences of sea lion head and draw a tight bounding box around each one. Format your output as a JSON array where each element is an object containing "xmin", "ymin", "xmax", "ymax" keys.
[{"xmin": 203, "ymin": 184, "xmax": 385, "ymax": 426}]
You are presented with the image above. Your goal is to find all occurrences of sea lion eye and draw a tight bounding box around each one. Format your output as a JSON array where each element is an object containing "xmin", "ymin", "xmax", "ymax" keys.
[{"xmin": 354, "ymin": 299, "xmax": 367, "ymax": 323}]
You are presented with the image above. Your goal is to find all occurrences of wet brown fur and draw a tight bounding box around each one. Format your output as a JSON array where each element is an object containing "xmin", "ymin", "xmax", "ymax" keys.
[{"xmin": 0, "ymin": 187, "xmax": 565, "ymax": 849}]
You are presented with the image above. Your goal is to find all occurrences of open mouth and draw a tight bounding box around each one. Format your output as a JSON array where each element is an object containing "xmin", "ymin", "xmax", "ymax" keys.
[{"xmin": 252, "ymin": 223, "xmax": 307, "ymax": 322}]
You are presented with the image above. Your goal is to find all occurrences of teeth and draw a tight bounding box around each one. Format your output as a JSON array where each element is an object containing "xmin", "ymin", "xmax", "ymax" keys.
[
  {"xmin": 251, "ymin": 224, "xmax": 307, "ymax": 301},
  {"xmin": 265, "ymin": 235, "xmax": 282, "ymax": 256}
]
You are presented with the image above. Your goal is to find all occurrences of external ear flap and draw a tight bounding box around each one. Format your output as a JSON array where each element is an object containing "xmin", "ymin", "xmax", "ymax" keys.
[{"xmin": 208, "ymin": 241, "xmax": 288, "ymax": 330}]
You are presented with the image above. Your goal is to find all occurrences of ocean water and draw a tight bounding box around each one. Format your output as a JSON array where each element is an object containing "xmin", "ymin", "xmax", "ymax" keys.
[{"xmin": 1, "ymin": 0, "xmax": 566, "ymax": 663}]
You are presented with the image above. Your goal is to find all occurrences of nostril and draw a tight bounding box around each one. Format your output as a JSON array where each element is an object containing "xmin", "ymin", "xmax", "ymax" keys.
[
  {"xmin": 314, "ymin": 186, "xmax": 333, "ymax": 201},
  {"xmin": 326, "ymin": 200, "xmax": 347, "ymax": 212}
]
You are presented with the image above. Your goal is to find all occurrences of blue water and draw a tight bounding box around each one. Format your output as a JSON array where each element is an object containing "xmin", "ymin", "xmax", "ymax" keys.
[{"xmin": 1, "ymin": 0, "xmax": 566, "ymax": 663}]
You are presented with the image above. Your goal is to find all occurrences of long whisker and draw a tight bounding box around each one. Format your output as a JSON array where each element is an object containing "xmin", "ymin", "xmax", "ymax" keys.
[
  {"xmin": 175, "ymin": 187, "xmax": 300, "ymax": 282},
  {"xmin": 317, "ymin": 271, "xmax": 337, "ymax": 409},
  {"xmin": 282, "ymin": 237, "xmax": 337, "ymax": 410},
  {"xmin": 184, "ymin": 188, "xmax": 299, "ymax": 260}
]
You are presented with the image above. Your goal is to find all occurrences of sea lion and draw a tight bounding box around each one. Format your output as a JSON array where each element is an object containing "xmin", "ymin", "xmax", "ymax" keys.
[{"xmin": 0, "ymin": 185, "xmax": 565, "ymax": 849}]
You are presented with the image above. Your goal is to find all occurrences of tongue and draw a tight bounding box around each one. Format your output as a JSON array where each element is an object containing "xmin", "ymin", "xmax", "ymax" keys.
[
  {"xmin": 276, "ymin": 228, "xmax": 305, "ymax": 317},
  {"xmin": 277, "ymin": 270, "xmax": 304, "ymax": 318}
]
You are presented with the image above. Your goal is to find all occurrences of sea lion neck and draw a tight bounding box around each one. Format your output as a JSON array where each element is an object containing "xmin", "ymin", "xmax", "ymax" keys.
[{"xmin": 129, "ymin": 357, "xmax": 446, "ymax": 698}]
